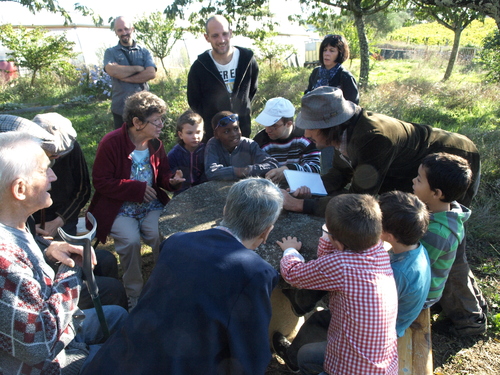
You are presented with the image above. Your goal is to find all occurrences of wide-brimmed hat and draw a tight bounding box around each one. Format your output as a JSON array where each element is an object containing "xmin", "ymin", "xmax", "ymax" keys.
[
  {"xmin": 296, "ymin": 86, "xmax": 356, "ymax": 129},
  {"xmin": 32, "ymin": 113, "xmax": 77, "ymax": 157},
  {"xmin": 0, "ymin": 114, "xmax": 56, "ymax": 153},
  {"xmin": 255, "ymin": 97, "xmax": 296, "ymax": 126}
]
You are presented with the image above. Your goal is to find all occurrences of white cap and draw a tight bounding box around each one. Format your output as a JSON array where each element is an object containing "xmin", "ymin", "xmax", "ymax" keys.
[{"xmin": 255, "ymin": 97, "xmax": 295, "ymax": 126}]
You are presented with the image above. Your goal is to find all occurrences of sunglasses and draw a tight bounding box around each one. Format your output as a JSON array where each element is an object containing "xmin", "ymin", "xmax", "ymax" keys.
[
  {"xmin": 325, "ymin": 34, "xmax": 342, "ymax": 41},
  {"xmin": 216, "ymin": 114, "xmax": 239, "ymax": 129}
]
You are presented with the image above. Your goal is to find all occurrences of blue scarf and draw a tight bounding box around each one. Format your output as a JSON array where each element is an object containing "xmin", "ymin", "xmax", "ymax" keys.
[{"xmin": 314, "ymin": 64, "xmax": 342, "ymax": 89}]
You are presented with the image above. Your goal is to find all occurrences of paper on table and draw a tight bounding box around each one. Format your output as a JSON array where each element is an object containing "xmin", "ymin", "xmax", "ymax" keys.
[{"xmin": 284, "ymin": 170, "xmax": 328, "ymax": 196}]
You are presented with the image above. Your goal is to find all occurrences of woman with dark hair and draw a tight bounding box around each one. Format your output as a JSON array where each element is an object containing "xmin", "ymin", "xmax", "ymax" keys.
[{"xmin": 305, "ymin": 34, "xmax": 359, "ymax": 105}]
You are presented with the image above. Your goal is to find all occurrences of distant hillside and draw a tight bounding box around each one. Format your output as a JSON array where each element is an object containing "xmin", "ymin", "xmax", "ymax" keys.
[{"xmin": 386, "ymin": 17, "xmax": 496, "ymax": 48}]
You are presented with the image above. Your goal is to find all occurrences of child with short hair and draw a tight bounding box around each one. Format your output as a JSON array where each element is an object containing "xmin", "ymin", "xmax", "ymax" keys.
[
  {"xmin": 205, "ymin": 111, "xmax": 279, "ymax": 180},
  {"xmin": 379, "ymin": 190, "xmax": 431, "ymax": 337},
  {"xmin": 412, "ymin": 152, "xmax": 473, "ymax": 309},
  {"xmin": 168, "ymin": 109, "xmax": 207, "ymax": 195},
  {"xmin": 278, "ymin": 194, "xmax": 398, "ymax": 375}
]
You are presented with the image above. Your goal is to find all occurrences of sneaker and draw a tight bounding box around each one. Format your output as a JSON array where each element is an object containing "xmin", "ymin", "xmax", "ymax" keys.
[
  {"xmin": 127, "ymin": 296, "xmax": 139, "ymax": 312},
  {"xmin": 271, "ymin": 331, "xmax": 300, "ymax": 373}
]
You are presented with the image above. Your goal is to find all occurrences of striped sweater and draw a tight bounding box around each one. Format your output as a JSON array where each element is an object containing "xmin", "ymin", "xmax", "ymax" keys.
[{"xmin": 253, "ymin": 126, "xmax": 321, "ymax": 174}]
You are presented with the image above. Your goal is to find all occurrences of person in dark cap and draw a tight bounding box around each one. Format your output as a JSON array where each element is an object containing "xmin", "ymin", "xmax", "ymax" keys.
[{"xmin": 281, "ymin": 85, "xmax": 486, "ymax": 338}]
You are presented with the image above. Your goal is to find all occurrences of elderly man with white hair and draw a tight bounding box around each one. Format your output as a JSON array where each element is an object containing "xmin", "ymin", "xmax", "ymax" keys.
[
  {"xmin": 0, "ymin": 131, "xmax": 127, "ymax": 374},
  {"xmin": 83, "ymin": 178, "xmax": 283, "ymax": 375}
]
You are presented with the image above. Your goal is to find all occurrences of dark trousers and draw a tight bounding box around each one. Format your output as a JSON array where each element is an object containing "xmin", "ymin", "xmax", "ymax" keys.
[{"xmin": 113, "ymin": 112, "xmax": 124, "ymax": 129}]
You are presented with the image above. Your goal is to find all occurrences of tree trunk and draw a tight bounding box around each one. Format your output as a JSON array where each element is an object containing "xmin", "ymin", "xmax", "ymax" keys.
[
  {"xmin": 353, "ymin": 12, "xmax": 370, "ymax": 88},
  {"xmin": 443, "ymin": 27, "xmax": 463, "ymax": 81}
]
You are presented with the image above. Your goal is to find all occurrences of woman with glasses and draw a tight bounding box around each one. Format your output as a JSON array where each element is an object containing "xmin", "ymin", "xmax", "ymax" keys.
[
  {"xmin": 88, "ymin": 91, "xmax": 184, "ymax": 310},
  {"xmin": 305, "ymin": 34, "xmax": 359, "ymax": 105},
  {"xmin": 205, "ymin": 111, "xmax": 279, "ymax": 180}
]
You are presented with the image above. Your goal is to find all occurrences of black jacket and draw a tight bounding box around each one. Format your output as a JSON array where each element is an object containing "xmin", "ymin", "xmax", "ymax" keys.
[
  {"xmin": 187, "ymin": 46, "xmax": 259, "ymax": 140},
  {"xmin": 305, "ymin": 65, "xmax": 359, "ymax": 104}
]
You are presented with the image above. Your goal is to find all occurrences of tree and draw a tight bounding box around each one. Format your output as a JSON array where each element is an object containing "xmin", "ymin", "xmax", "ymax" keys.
[
  {"xmin": 0, "ymin": 24, "xmax": 77, "ymax": 86},
  {"xmin": 164, "ymin": 0, "xmax": 277, "ymax": 40},
  {"xmin": 414, "ymin": 3, "xmax": 483, "ymax": 81},
  {"xmin": 134, "ymin": 12, "xmax": 184, "ymax": 77},
  {"xmin": 415, "ymin": 0, "xmax": 500, "ymax": 29},
  {"xmin": 0, "ymin": 0, "xmax": 103, "ymax": 25},
  {"xmin": 298, "ymin": 0, "xmax": 395, "ymax": 88},
  {"xmin": 254, "ymin": 36, "xmax": 297, "ymax": 68},
  {"xmin": 478, "ymin": 29, "xmax": 500, "ymax": 82}
]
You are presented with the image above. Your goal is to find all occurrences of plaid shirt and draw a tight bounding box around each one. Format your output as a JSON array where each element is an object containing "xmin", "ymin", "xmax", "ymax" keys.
[{"xmin": 280, "ymin": 236, "xmax": 399, "ymax": 375}]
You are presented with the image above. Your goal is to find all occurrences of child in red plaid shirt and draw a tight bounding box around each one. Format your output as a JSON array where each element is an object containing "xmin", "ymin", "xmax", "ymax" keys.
[{"xmin": 278, "ymin": 194, "xmax": 398, "ymax": 375}]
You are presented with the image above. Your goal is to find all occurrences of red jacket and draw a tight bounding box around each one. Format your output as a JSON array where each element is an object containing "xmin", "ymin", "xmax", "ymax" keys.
[{"xmin": 88, "ymin": 124, "xmax": 174, "ymax": 243}]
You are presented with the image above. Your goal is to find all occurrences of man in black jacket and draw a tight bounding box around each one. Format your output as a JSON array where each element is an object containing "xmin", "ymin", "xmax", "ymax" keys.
[{"xmin": 187, "ymin": 15, "xmax": 259, "ymax": 142}]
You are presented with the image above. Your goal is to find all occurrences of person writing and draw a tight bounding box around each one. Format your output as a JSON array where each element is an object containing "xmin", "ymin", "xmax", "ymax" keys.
[{"xmin": 283, "ymin": 85, "xmax": 486, "ymax": 337}]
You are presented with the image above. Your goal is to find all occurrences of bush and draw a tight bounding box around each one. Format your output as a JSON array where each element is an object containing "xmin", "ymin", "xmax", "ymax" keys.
[
  {"xmin": 78, "ymin": 65, "xmax": 113, "ymax": 100},
  {"xmin": 478, "ymin": 30, "xmax": 500, "ymax": 83}
]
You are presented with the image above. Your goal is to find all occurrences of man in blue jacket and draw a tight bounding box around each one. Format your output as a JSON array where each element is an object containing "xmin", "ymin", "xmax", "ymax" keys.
[
  {"xmin": 187, "ymin": 15, "xmax": 259, "ymax": 142},
  {"xmin": 82, "ymin": 178, "xmax": 283, "ymax": 375}
]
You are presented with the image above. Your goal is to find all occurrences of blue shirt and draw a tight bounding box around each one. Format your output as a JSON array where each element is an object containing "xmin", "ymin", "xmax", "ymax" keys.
[{"xmin": 389, "ymin": 243, "xmax": 431, "ymax": 337}]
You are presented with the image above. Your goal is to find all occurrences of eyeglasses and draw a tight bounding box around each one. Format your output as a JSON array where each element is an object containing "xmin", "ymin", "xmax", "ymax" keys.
[
  {"xmin": 147, "ymin": 117, "xmax": 166, "ymax": 128},
  {"xmin": 216, "ymin": 114, "xmax": 239, "ymax": 129}
]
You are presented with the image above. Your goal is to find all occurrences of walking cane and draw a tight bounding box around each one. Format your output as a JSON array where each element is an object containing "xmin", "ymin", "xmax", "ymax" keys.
[{"xmin": 57, "ymin": 212, "xmax": 110, "ymax": 339}]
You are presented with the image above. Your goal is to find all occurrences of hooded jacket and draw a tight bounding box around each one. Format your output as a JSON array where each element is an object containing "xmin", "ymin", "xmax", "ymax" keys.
[
  {"xmin": 187, "ymin": 46, "xmax": 259, "ymax": 140},
  {"xmin": 421, "ymin": 202, "xmax": 471, "ymax": 304}
]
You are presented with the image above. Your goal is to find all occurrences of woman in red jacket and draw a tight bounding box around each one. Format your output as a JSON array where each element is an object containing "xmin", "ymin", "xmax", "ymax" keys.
[{"xmin": 88, "ymin": 91, "xmax": 184, "ymax": 310}]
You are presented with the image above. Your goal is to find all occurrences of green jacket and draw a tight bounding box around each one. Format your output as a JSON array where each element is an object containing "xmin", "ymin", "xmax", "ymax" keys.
[
  {"xmin": 304, "ymin": 109, "xmax": 479, "ymax": 216},
  {"xmin": 421, "ymin": 202, "xmax": 471, "ymax": 305}
]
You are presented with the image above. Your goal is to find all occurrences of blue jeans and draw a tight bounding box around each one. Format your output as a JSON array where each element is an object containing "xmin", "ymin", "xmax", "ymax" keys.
[
  {"xmin": 298, "ymin": 341, "xmax": 327, "ymax": 375},
  {"xmin": 75, "ymin": 305, "xmax": 128, "ymax": 373}
]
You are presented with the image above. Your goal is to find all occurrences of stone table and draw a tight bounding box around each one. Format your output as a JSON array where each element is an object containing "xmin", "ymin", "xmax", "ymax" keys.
[
  {"xmin": 159, "ymin": 180, "xmax": 325, "ymax": 273},
  {"xmin": 159, "ymin": 180, "xmax": 326, "ymax": 338}
]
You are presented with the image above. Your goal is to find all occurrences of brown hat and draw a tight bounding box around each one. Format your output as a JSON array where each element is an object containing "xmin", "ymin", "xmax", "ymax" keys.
[{"xmin": 296, "ymin": 86, "xmax": 356, "ymax": 129}]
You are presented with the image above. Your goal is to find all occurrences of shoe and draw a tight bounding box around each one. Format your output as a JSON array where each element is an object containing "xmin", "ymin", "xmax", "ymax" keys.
[
  {"xmin": 271, "ymin": 331, "xmax": 300, "ymax": 373},
  {"xmin": 432, "ymin": 315, "xmax": 487, "ymax": 337},
  {"xmin": 450, "ymin": 315, "xmax": 487, "ymax": 337}
]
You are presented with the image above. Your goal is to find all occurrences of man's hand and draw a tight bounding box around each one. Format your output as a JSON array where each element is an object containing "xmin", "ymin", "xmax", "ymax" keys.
[
  {"xmin": 169, "ymin": 170, "xmax": 185, "ymax": 187},
  {"xmin": 290, "ymin": 186, "xmax": 311, "ymax": 199},
  {"xmin": 277, "ymin": 236, "xmax": 302, "ymax": 252},
  {"xmin": 265, "ymin": 166, "xmax": 288, "ymax": 184},
  {"xmin": 45, "ymin": 242, "xmax": 95, "ymax": 268},
  {"xmin": 36, "ymin": 216, "xmax": 64, "ymax": 238},
  {"xmin": 143, "ymin": 185, "xmax": 158, "ymax": 203},
  {"xmin": 280, "ymin": 189, "xmax": 305, "ymax": 212}
]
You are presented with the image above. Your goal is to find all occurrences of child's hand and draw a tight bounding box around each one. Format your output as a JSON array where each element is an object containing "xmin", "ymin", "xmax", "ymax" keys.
[
  {"xmin": 276, "ymin": 236, "xmax": 302, "ymax": 251},
  {"xmin": 169, "ymin": 169, "xmax": 186, "ymax": 187}
]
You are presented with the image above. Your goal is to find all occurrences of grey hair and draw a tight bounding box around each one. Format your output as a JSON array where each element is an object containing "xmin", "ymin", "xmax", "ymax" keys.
[
  {"xmin": 0, "ymin": 132, "xmax": 42, "ymax": 201},
  {"xmin": 221, "ymin": 178, "xmax": 283, "ymax": 241}
]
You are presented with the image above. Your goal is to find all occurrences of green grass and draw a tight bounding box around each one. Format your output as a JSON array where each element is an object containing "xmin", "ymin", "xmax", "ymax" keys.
[{"xmin": 3, "ymin": 58, "xmax": 500, "ymax": 332}]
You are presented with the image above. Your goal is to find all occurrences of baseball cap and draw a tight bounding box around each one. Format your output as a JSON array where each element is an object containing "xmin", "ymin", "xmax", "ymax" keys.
[{"xmin": 255, "ymin": 97, "xmax": 295, "ymax": 126}]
